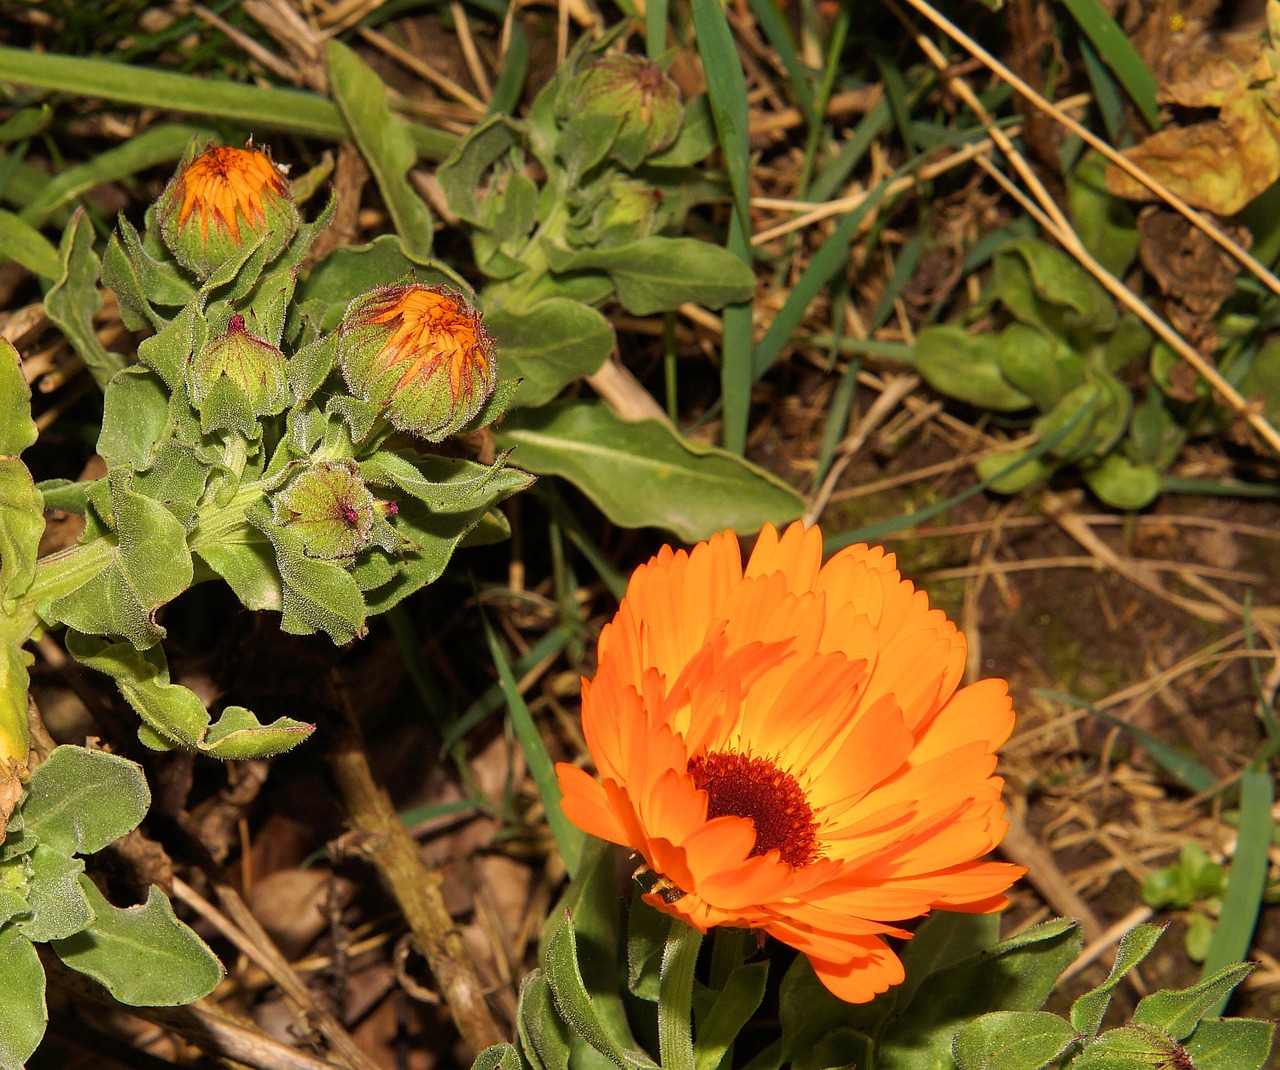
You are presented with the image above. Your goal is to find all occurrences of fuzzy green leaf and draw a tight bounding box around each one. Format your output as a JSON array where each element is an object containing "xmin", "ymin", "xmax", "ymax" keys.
[
  {"xmin": 19, "ymin": 844, "xmax": 93, "ymax": 942},
  {"xmin": 44, "ymin": 210, "xmax": 127, "ymax": 390},
  {"xmin": 518, "ymin": 970, "xmax": 571, "ymax": 1070},
  {"xmin": 544, "ymin": 237, "xmax": 755, "ymax": 314},
  {"xmin": 21, "ymin": 745, "xmax": 149, "ymax": 856},
  {"xmin": 97, "ymin": 367, "xmax": 171, "ymax": 469},
  {"xmin": 52, "ymin": 876, "xmax": 223, "ymax": 1006},
  {"xmin": 472, "ymin": 1044, "xmax": 527, "ymax": 1070},
  {"xmin": 294, "ymin": 235, "xmax": 416, "ymax": 333},
  {"xmin": 484, "ymin": 298, "xmax": 614, "ymax": 407},
  {"xmin": 1071, "ymin": 923, "xmax": 1166, "ymax": 1038},
  {"xmin": 0, "ymin": 341, "xmax": 42, "ymax": 606},
  {"xmin": 1184, "ymin": 1017, "xmax": 1275, "ymax": 1070},
  {"xmin": 436, "ymin": 114, "xmax": 520, "ymax": 223},
  {"xmin": 952, "ymin": 1011, "xmax": 1079, "ymax": 1070},
  {"xmin": 1132, "ymin": 964, "xmax": 1254, "ymax": 1040},
  {"xmin": 196, "ymin": 539, "xmax": 283, "ymax": 612},
  {"xmin": 495, "ymin": 400, "xmax": 803, "ymax": 541},
  {"xmin": 0, "ymin": 924, "xmax": 46, "ymax": 1070}
]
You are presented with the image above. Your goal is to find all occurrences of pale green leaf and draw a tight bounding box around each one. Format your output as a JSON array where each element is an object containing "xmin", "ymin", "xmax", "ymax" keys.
[
  {"xmin": 0, "ymin": 924, "xmax": 46, "ymax": 1070},
  {"xmin": 44, "ymin": 210, "xmax": 127, "ymax": 390},
  {"xmin": 1184, "ymin": 1017, "xmax": 1275, "ymax": 1070},
  {"xmin": 21, "ymin": 744, "xmax": 149, "ymax": 856},
  {"xmin": 0, "ymin": 208, "xmax": 60, "ymax": 279},
  {"xmin": 18, "ymin": 844, "xmax": 92, "ymax": 942},
  {"xmin": 494, "ymin": 401, "xmax": 803, "ymax": 541},
  {"xmin": 952, "ymin": 1011, "xmax": 1079, "ymax": 1070},
  {"xmin": 484, "ymin": 297, "xmax": 614, "ymax": 407},
  {"xmin": 52, "ymin": 877, "xmax": 223, "ymax": 1006}
]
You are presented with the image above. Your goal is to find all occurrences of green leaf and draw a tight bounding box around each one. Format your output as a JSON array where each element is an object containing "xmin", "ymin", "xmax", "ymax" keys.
[
  {"xmin": 484, "ymin": 298, "xmax": 614, "ymax": 407},
  {"xmin": 52, "ymin": 876, "xmax": 223, "ymax": 1006},
  {"xmin": 45, "ymin": 210, "xmax": 126, "ymax": 390},
  {"xmin": 1070, "ymin": 922, "xmax": 1166, "ymax": 1037},
  {"xmin": 627, "ymin": 896, "xmax": 671, "ymax": 1003},
  {"xmin": 49, "ymin": 470, "xmax": 194, "ymax": 649},
  {"xmin": 197, "ymin": 704, "xmax": 313, "ymax": 759},
  {"xmin": 1072, "ymin": 1024, "xmax": 1183, "ymax": 1070},
  {"xmin": 952, "ymin": 1010, "xmax": 1079, "ymax": 1070},
  {"xmin": 518, "ymin": 969, "xmax": 571, "ymax": 1070},
  {"xmin": 21, "ymin": 745, "xmax": 149, "ymax": 856},
  {"xmin": 19, "ymin": 844, "xmax": 93, "ymax": 942},
  {"xmin": 1083, "ymin": 454, "xmax": 1160, "ymax": 510},
  {"xmin": 483, "ymin": 617, "xmax": 584, "ymax": 877},
  {"xmin": 994, "ymin": 238, "xmax": 1115, "ymax": 339},
  {"xmin": 1068, "ymin": 154, "xmax": 1139, "ymax": 281},
  {"xmin": 0, "ymin": 44, "xmax": 456, "ymax": 159},
  {"xmin": 776, "ymin": 954, "xmax": 880, "ymax": 1069},
  {"xmin": 494, "ymin": 400, "xmax": 803, "ymax": 541},
  {"xmin": 102, "ymin": 216, "xmax": 195, "ymax": 330},
  {"xmin": 896, "ymin": 912, "xmax": 1002, "ymax": 1011},
  {"xmin": 0, "ymin": 208, "xmax": 60, "ymax": 279},
  {"xmin": 1132, "ymin": 963, "xmax": 1254, "ymax": 1040},
  {"xmin": 97, "ymin": 367, "xmax": 171, "ymax": 469},
  {"xmin": 0, "ymin": 342, "xmax": 42, "ymax": 608},
  {"xmin": 327, "ymin": 40, "xmax": 435, "ymax": 263},
  {"xmin": 436, "ymin": 114, "xmax": 520, "ymax": 223},
  {"xmin": 880, "ymin": 918, "xmax": 1083, "ymax": 1070},
  {"xmin": 693, "ymin": 961, "xmax": 768, "ymax": 1070},
  {"xmin": 0, "ymin": 923, "xmax": 46, "ymax": 1070},
  {"xmin": 915, "ymin": 325, "xmax": 1035, "ymax": 412},
  {"xmin": 196, "ymin": 539, "xmax": 283, "ymax": 612},
  {"xmin": 544, "ymin": 237, "xmax": 755, "ymax": 314},
  {"xmin": 542, "ymin": 910, "xmax": 656, "ymax": 1070},
  {"xmin": 1183, "ymin": 1017, "xmax": 1276, "ymax": 1070},
  {"xmin": 294, "ymin": 235, "xmax": 417, "ymax": 332}
]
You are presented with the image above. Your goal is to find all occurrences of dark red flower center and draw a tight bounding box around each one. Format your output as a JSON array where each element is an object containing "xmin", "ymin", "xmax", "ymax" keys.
[{"xmin": 688, "ymin": 751, "xmax": 820, "ymax": 867}]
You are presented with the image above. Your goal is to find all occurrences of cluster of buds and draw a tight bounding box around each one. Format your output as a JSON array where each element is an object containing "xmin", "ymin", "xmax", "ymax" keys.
[{"xmin": 157, "ymin": 145, "xmax": 500, "ymax": 448}]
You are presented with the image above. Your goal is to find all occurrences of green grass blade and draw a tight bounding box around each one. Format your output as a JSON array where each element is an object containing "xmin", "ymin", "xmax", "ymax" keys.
[
  {"xmin": 20, "ymin": 122, "xmax": 214, "ymax": 227},
  {"xmin": 746, "ymin": 0, "xmax": 819, "ymax": 129},
  {"xmin": 646, "ymin": 0, "xmax": 671, "ymax": 58},
  {"xmin": 721, "ymin": 211, "xmax": 755, "ymax": 454},
  {"xmin": 488, "ymin": 21, "xmax": 529, "ymax": 116},
  {"xmin": 1058, "ymin": 0, "xmax": 1160, "ymax": 129},
  {"xmin": 1034, "ymin": 689, "xmax": 1217, "ymax": 795},
  {"xmin": 1202, "ymin": 766, "xmax": 1274, "ymax": 1014},
  {"xmin": 483, "ymin": 614, "xmax": 584, "ymax": 877},
  {"xmin": 1077, "ymin": 34, "xmax": 1127, "ymax": 148},
  {"xmin": 0, "ymin": 46, "xmax": 457, "ymax": 159},
  {"xmin": 691, "ymin": 0, "xmax": 751, "ymax": 232}
]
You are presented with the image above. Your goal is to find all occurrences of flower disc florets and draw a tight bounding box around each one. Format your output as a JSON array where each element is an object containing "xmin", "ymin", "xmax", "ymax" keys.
[
  {"xmin": 158, "ymin": 143, "xmax": 299, "ymax": 277},
  {"xmin": 336, "ymin": 284, "xmax": 497, "ymax": 442},
  {"xmin": 556, "ymin": 521, "xmax": 1026, "ymax": 1004}
]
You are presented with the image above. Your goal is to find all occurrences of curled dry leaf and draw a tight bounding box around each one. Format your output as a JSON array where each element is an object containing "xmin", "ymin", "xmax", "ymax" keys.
[{"xmin": 1106, "ymin": 31, "xmax": 1280, "ymax": 215}]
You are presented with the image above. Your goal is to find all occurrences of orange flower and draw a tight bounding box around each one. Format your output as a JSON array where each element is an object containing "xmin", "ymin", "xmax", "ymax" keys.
[
  {"xmin": 556, "ymin": 522, "xmax": 1026, "ymax": 1003},
  {"xmin": 158, "ymin": 143, "xmax": 298, "ymax": 277},
  {"xmin": 337, "ymin": 285, "xmax": 497, "ymax": 441}
]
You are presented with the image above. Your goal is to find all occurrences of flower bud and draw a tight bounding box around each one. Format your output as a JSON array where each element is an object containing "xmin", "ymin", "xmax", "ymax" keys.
[
  {"xmin": 158, "ymin": 143, "xmax": 299, "ymax": 277},
  {"xmin": 272, "ymin": 462, "xmax": 379, "ymax": 561},
  {"xmin": 337, "ymin": 284, "xmax": 497, "ymax": 442},
  {"xmin": 569, "ymin": 54, "xmax": 683, "ymax": 163},
  {"xmin": 188, "ymin": 313, "xmax": 287, "ymax": 417}
]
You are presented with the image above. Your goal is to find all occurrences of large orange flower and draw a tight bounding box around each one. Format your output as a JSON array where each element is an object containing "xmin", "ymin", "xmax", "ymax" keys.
[{"xmin": 556, "ymin": 521, "xmax": 1025, "ymax": 1003}]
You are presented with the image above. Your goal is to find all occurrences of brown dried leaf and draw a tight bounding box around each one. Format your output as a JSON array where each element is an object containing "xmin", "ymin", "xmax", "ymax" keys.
[{"xmin": 1106, "ymin": 92, "xmax": 1280, "ymax": 215}]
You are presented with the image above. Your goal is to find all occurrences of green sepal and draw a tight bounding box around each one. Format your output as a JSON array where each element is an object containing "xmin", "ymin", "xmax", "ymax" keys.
[
  {"xmin": 51, "ymin": 876, "xmax": 223, "ymax": 1006},
  {"xmin": 137, "ymin": 297, "xmax": 206, "ymax": 393},
  {"xmin": 246, "ymin": 501, "xmax": 367, "ymax": 644}
]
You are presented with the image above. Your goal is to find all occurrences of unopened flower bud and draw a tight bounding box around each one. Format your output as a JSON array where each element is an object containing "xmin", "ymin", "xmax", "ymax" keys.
[
  {"xmin": 272, "ymin": 462, "xmax": 378, "ymax": 560},
  {"xmin": 337, "ymin": 284, "xmax": 497, "ymax": 442},
  {"xmin": 188, "ymin": 313, "xmax": 287, "ymax": 416},
  {"xmin": 570, "ymin": 54, "xmax": 683, "ymax": 163},
  {"xmin": 158, "ymin": 143, "xmax": 299, "ymax": 277}
]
